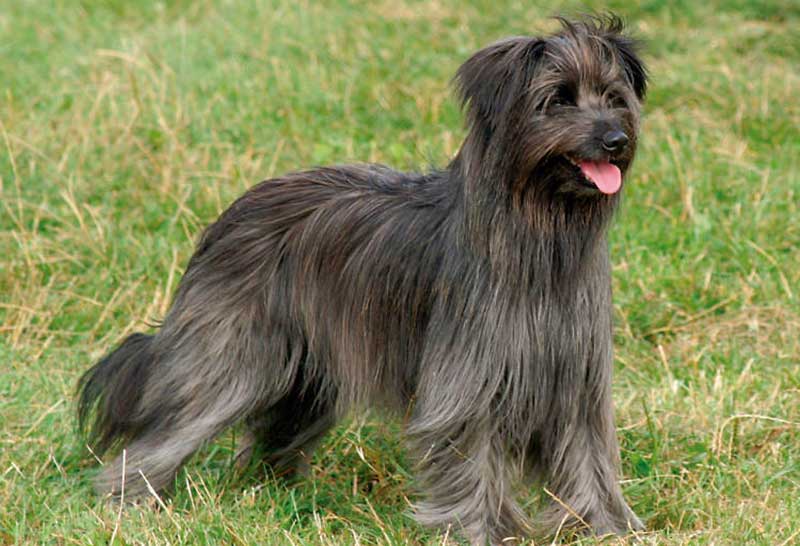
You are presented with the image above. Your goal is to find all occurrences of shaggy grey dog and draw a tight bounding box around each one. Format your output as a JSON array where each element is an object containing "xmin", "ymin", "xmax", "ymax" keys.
[{"xmin": 78, "ymin": 15, "xmax": 647, "ymax": 544}]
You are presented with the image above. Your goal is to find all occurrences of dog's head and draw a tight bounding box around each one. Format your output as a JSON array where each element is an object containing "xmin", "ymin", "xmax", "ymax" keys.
[{"xmin": 455, "ymin": 15, "xmax": 646, "ymax": 198}]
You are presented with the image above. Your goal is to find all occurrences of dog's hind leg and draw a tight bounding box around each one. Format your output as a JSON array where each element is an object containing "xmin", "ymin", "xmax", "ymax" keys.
[
  {"xmin": 236, "ymin": 368, "xmax": 337, "ymax": 479},
  {"xmin": 82, "ymin": 292, "xmax": 304, "ymax": 499},
  {"xmin": 90, "ymin": 338, "xmax": 267, "ymax": 497}
]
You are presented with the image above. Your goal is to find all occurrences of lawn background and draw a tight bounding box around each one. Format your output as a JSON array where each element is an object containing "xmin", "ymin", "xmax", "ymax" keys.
[{"xmin": 1, "ymin": 0, "xmax": 798, "ymax": 544}]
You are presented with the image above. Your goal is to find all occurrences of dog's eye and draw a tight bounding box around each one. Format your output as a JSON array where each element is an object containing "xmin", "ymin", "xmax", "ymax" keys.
[
  {"xmin": 607, "ymin": 93, "xmax": 627, "ymax": 109},
  {"xmin": 550, "ymin": 86, "xmax": 574, "ymax": 108}
]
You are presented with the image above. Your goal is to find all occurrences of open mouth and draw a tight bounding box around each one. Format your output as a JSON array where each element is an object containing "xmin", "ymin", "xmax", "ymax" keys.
[{"xmin": 565, "ymin": 156, "xmax": 622, "ymax": 195}]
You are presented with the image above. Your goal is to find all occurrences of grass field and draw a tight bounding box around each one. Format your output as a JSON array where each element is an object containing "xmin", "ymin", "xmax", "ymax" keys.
[{"xmin": 1, "ymin": 0, "xmax": 799, "ymax": 544}]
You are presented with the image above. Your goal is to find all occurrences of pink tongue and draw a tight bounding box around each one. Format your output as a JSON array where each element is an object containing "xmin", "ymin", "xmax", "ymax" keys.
[{"xmin": 579, "ymin": 161, "xmax": 622, "ymax": 194}]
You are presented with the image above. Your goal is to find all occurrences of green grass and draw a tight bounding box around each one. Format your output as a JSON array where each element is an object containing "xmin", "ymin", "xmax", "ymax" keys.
[{"xmin": 1, "ymin": 0, "xmax": 798, "ymax": 544}]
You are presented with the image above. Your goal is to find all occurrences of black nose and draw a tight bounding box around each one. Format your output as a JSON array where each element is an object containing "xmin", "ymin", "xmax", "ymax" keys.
[{"xmin": 602, "ymin": 130, "xmax": 629, "ymax": 153}]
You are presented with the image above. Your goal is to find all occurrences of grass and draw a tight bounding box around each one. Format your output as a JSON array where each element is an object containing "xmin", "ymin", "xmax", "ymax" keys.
[{"xmin": 1, "ymin": 0, "xmax": 798, "ymax": 544}]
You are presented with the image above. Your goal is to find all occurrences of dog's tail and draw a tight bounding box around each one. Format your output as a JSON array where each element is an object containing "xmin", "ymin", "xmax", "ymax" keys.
[{"xmin": 77, "ymin": 332, "xmax": 156, "ymax": 457}]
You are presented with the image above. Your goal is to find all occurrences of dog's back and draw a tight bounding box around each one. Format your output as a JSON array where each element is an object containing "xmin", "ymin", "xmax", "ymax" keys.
[{"xmin": 188, "ymin": 164, "xmax": 454, "ymax": 405}]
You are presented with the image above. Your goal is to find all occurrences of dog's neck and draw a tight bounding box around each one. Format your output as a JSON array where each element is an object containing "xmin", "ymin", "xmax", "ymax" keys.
[{"xmin": 448, "ymin": 146, "xmax": 618, "ymax": 284}]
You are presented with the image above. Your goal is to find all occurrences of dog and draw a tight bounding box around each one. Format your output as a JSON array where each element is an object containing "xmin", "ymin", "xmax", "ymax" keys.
[{"xmin": 78, "ymin": 15, "xmax": 647, "ymax": 544}]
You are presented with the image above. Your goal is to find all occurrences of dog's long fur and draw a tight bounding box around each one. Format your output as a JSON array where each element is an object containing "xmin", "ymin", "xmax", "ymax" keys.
[{"xmin": 78, "ymin": 15, "xmax": 647, "ymax": 544}]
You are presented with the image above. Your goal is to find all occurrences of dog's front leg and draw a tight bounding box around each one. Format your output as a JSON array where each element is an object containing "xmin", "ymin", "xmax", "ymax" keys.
[
  {"xmin": 408, "ymin": 417, "xmax": 531, "ymax": 545},
  {"xmin": 536, "ymin": 383, "xmax": 644, "ymax": 537}
]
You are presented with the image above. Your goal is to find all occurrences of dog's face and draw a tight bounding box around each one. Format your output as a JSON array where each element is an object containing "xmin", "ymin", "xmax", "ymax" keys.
[{"xmin": 456, "ymin": 16, "xmax": 647, "ymax": 198}]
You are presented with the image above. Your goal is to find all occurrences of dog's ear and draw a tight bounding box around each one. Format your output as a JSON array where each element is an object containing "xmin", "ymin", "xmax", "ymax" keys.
[
  {"xmin": 454, "ymin": 37, "xmax": 545, "ymax": 130},
  {"xmin": 610, "ymin": 36, "xmax": 647, "ymax": 100},
  {"xmin": 591, "ymin": 14, "xmax": 647, "ymax": 100}
]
